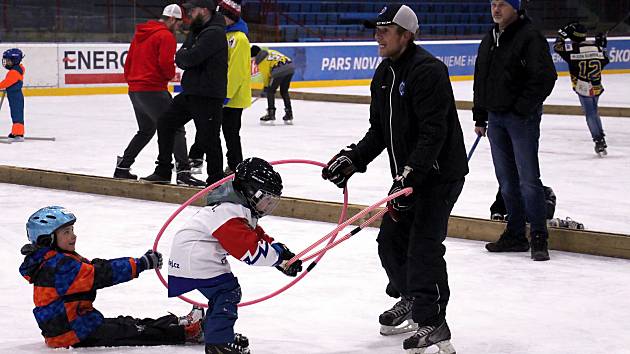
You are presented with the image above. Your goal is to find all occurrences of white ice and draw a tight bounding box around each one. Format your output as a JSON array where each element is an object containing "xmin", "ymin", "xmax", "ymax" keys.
[{"xmin": 1, "ymin": 74, "xmax": 630, "ymax": 353}]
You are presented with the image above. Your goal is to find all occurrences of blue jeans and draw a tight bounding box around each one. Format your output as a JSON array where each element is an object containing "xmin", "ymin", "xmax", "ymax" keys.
[
  {"xmin": 198, "ymin": 276, "xmax": 242, "ymax": 344},
  {"xmin": 487, "ymin": 107, "xmax": 548, "ymax": 237},
  {"xmin": 578, "ymin": 94, "xmax": 605, "ymax": 141}
]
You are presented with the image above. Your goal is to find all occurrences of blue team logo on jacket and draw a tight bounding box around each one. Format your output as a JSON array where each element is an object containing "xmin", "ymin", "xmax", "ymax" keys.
[{"xmin": 399, "ymin": 81, "xmax": 406, "ymax": 96}]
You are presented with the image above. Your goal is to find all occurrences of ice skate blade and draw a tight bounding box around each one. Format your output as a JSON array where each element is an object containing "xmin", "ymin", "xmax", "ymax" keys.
[
  {"xmin": 191, "ymin": 167, "xmax": 203, "ymax": 174},
  {"xmin": 405, "ymin": 340, "xmax": 456, "ymax": 354},
  {"xmin": 139, "ymin": 179, "xmax": 171, "ymax": 185},
  {"xmin": 260, "ymin": 120, "xmax": 275, "ymax": 126},
  {"xmin": 380, "ymin": 320, "xmax": 418, "ymax": 336},
  {"xmin": 283, "ymin": 119, "xmax": 294, "ymax": 125}
]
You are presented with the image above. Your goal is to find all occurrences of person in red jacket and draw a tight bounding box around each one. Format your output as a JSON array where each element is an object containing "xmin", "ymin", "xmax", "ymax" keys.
[
  {"xmin": 19, "ymin": 206, "xmax": 205, "ymax": 348},
  {"xmin": 115, "ymin": 4, "xmax": 201, "ymax": 186}
]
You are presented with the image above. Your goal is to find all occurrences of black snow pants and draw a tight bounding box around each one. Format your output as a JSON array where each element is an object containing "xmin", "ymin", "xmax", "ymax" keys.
[
  {"xmin": 119, "ymin": 91, "xmax": 189, "ymax": 170},
  {"xmin": 377, "ymin": 177, "xmax": 464, "ymax": 326},
  {"xmin": 190, "ymin": 106, "xmax": 244, "ymax": 173},
  {"xmin": 73, "ymin": 314, "xmax": 185, "ymax": 347},
  {"xmin": 154, "ymin": 93, "xmax": 224, "ymax": 183}
]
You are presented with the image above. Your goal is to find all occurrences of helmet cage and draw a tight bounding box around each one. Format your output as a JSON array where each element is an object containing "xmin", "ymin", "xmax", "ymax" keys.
[{"xmin": 247, "ymin": 188, "xmax": 281, "ymax": 217}]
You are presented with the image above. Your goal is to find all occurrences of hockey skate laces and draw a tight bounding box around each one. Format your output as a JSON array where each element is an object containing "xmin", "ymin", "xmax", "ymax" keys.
[
  {"xmin": 287, "ymin": 187, "xmax": 413, "ymax": 266},
  {"xmin": 153, "ymin": 159, "xmax": 351, "ymax": 308}
]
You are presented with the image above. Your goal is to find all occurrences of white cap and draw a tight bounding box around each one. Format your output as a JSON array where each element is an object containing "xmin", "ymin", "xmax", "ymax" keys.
[
  {"xmin": 364, "ymin": 4, "xmax": 419, "ymax": 33},
  {"xmin": 162, "ymin": 4, "xmax": 183, "ymax": 19}
]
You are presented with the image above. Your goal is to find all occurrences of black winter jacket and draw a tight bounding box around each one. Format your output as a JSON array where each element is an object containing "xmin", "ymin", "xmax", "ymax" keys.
[
  {"xmin": 176, "ymin": 14, "xmax": 227, "ymax": 98},
  {"xmin": 473, "ymin": 14, "xmax": 557, "ymax": 127},
  {"xmin": 354, "ymin": 43, "xmax": 468, "ymax": 186}
]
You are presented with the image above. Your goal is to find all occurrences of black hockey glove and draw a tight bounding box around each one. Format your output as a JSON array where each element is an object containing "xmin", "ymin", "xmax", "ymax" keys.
[
  {"xmin": 387, "ymin": 166, "xmax": 416, "ymax": 213},
  {"xmin": 137, "ymin": 250, "xmax": 163, "ymax": 271},
  {"xmin": 595, "ymin": 32, "xmax": 607, "ymax": 48},
  {"xmin": 272, "ymin": 243, "xmax": 303, "ymax": 277},
  {"xmin": 322, "ymin": 144, "xmax": 360, "ymax": 188}
]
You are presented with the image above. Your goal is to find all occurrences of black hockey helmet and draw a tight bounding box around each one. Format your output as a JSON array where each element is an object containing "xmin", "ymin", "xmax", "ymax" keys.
[
  {"xmin": 233, "ymin": 157, "xmax": 283, "ymax": 217},
  {"xmin": 560, "ymin": 22, "xmax": 587, "ymax": 42}
]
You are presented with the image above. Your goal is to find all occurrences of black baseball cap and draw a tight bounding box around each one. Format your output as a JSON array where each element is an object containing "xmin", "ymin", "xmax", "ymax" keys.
[
  {"xmin": 182, "ymin": 0, "xmax": 216, "ymax": 11},
  {"xmin": 364, "ymin": 4, "xmax": 419, "ymax": 33}
]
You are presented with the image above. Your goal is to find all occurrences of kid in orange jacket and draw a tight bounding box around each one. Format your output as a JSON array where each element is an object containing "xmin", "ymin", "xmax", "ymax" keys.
[
  {"xmin": 1, "ymin": 48, "xmax": 26, "ymax": 141},
  {"xmin": 19, "ymin": 206, "xmax": 206, "ymax": 348}
]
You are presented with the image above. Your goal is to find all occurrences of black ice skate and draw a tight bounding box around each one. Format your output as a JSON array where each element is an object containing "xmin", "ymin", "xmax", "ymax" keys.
[
  {"xmin": 234, "ymin": 333, "xmax": 249, "ymax": 348},
  {"xmin": 178, "ymin": 305, "xmax": 205, "ymax": 326},
  {"xmin": 402, "ymin": 320, "xmax": 456, "ymax": 354},
  {"xmin": 114, "ymin": 156, "xmax": 138, "ymax": 180},
  {"xmin": 177, "ymin": 172, "xmax": 206, "ymax": 187},
  {"xmin": 530, "ymin": 233, "xmax": 550, "ymax": 261},
  {"xmin": 7, "ymin": 133, "xmax": 24, "ymax": 142},
  {"xmin": 282, "ymin": 108, "xmax": 293, "ymax": 125},
  {"xmin": 379, "ymin": 296, "xmax": 419, "ymax": 336},
  {"xmin": 490, "ymin": 213, "xmax": 505, "ymax": 221},
  {"xmin": 140, "ymin": 172, "xmax": 171, "ymax": 184},
  {"xmin": 190, "ymin": 158, "xmax": 204, "ymax": 174},
  {"xmin": 260, "ymin": 108, "xmax": 276, "ymax": 125},
  {"xmin": 205, "ymin": 342, "xmax": 251, "ymax": 354},
  {"xmin": 594, "ymin": 137, "xmax": 607, "ymax": 157},
  {"xmin": 485, "ymin": 229, "xmax": 529, "ymax": 252}
]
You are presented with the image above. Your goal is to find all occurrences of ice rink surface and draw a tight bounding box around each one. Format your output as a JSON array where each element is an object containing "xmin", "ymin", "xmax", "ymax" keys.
[{"xmin": 1, "ymin": 74, "xmax": 629, "ymax": 353}]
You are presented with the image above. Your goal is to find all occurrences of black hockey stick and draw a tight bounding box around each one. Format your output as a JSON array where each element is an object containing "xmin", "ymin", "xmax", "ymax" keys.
[{"xmin": 606, "ymin": 11, "xmax": 630, "ymax": 35}]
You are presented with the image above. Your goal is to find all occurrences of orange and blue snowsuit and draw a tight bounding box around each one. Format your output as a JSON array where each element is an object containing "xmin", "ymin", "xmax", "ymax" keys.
[
  {"xmin": 0, "ymin": 63, "xmax": 25, "ymax": 136},
  {"xmin": 19, "ymin": 245, "xmax": 141, "ymax": 348}
]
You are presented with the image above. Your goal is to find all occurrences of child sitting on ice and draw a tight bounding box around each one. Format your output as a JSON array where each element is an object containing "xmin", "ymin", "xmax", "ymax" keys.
[{"xmin": 19, "ymin": 205, "xmax": 204, "ymax": 348}]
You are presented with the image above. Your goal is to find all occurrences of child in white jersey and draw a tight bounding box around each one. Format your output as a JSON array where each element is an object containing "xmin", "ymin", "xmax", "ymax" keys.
[{"xmin": 168, "ymin": 157, "xmax": 302, "ymax": 354}]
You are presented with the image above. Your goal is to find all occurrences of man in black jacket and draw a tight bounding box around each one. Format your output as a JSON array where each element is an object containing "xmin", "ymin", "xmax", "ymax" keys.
[
  {"xmin": 473, "ymin": 0, "xmax": 557, "ymax": 261},
  {"xmin": 322, "ymin": 5, "xmax": 467, "ymax": 354},
  {"xmin": 142, "ymin": 0, "xmax": 227, "ymax": 186}
]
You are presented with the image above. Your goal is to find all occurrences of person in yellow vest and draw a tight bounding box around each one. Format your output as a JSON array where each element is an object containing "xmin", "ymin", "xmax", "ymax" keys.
[
  {"xmin": 189, "ymin": 0, "xmax": 252, "ymax": 175},
  {"xmin": 251, "ymin": 45, "xmax": 295, "ymax": 125}
]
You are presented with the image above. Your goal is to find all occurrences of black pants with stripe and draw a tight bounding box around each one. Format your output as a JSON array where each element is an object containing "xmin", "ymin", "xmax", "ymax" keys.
[{"xmin": 377, "ymin": 178, "xmax": 464, "ymax": 326}]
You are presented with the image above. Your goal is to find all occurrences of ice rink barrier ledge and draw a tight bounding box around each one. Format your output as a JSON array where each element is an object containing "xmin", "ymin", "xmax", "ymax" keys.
[{"xmin": 1, "ymin": 165, "xmax": 629, "ymax": 259}]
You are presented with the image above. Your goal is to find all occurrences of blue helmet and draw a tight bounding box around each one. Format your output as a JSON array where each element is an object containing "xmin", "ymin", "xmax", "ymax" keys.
[
  {"xmin": 2, "ymin": 48, "xmax": 24, "ymax": 67},
  {"xmin": 26, "ymin": 206, "xmax": 76, "ymax": 244}
]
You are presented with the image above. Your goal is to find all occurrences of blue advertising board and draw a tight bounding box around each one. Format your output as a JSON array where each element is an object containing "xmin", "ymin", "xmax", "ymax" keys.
[{"xmin": 256, "ymin": 37, "xmax": 630, "ymax": 85}]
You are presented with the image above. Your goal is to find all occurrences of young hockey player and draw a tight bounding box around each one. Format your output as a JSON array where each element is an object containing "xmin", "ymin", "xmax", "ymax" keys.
[
  {"xmin": 251, "ymin": 45, "xmax": 295, "ymax": 124},
  {"xmin": 554, "ymin": 22, "xmax": 610, "ymax": 156},
  {"xmin": 1, "ymin": 48, "xmax": 26, "ymax": 142},
  {"xmin": 168, "ymin": 157, "xmax": 303, "ymax": 354},
  {"xmin": 19, "ymin": 206, "xmax": 205, "ymax": 348}
]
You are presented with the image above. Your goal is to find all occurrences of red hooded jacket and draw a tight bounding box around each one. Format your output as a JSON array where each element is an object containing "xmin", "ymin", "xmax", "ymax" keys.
[{"xmin": 124, "ymin": 20, "xmax": 177, "ymax": 92}]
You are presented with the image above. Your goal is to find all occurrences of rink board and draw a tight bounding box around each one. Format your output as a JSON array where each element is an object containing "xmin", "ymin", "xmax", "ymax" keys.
[
  {"xmin": 1, "ymin": 165, "xmax": 629, "ymax": 260},
  {"xmin": 259, "ymin": 89, "xmax": 630, "ymax": 118}
]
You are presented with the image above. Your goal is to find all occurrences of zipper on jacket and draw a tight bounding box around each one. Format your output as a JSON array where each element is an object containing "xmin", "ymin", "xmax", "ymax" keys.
[{"xmin": 388, "ymin": 66, "xmax": 398, "ymax": 174}]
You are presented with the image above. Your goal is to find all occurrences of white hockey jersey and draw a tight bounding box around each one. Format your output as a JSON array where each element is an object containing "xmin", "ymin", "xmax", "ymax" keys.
[{"xmin": 168, "ymin": 202, "xmax": 282, "ymax": 281}]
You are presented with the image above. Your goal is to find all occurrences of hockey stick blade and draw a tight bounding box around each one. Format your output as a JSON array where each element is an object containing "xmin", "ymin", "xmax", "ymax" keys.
[
  {"xmin": 1, "ymin": 136, "xmax": 56, "ymax": 141},
  {"xmin": 607, "ymin": 11, "xmax": 630, "ymax": 34}
]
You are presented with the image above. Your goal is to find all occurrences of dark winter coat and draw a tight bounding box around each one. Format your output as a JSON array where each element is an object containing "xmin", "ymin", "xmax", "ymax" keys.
[
  {"xmin": 354, "ymin": 42, "xmax": 468, "ymax": 186},
  {"xmin": 473, "ymin": 14, "xmax": 557, "ymax": 127},
  {"xmin": 19, "ymin": 245, "xmax": 141, "ymax": 348},
  {"xmin": 176, "ymin": 14, "xmax": 227, "ymax": 98}
]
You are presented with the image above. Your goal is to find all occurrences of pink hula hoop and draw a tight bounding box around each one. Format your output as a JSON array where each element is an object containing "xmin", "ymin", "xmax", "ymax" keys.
[{"xmin": 153, "ymin": 159, "xmax": 350, "ymax": 308}]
